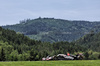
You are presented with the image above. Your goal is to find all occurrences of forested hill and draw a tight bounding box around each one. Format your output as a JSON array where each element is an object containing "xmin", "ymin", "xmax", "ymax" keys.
[
  {"xmin": 2, "ymin": 17, "xmax": 100, "ymax": 42},
  {"xmin": 0, "ymin": 27, "xmax": 86, "ymax": 61},
  {"xmin": 75, "ymin": 31, "xmax": 100, "ymax": 52}
]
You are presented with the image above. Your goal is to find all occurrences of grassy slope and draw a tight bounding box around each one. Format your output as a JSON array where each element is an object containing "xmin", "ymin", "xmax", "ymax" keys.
[{"xmin": 0, "ymin": 60, "xmax": 100, "ymax": 66}]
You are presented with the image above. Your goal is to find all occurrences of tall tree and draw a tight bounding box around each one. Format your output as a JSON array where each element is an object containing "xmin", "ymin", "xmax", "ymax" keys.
[{"xmin": 0, "ymin": 48, "xmax": 6, "ymax": 61}]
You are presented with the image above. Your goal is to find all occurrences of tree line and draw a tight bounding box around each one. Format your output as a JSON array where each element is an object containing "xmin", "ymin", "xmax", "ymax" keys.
[{"xmin": 0, "ymin": 27, "xmax": 100, "ymax": 61}]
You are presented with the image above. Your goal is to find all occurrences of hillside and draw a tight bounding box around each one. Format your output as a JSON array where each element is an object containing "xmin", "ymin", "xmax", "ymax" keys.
[
  {"xmin": 75, "ymin": 32, "xmax": 100, "ymax": 52},
  {"xmin": 2, "ymin": 17, "xmax": 100, "ymax": 42},
  {"xmin": 0, "ymin": 27, "xmax": 86, "ymax": 61},
  {"xmin": 0, "ymin": 26, "xmax": 100, "ymax": 60}
]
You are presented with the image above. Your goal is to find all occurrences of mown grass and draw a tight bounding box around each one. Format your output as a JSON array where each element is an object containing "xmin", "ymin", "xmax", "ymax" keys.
[{"xmin": 0, "ymin": 60, "xmax": 100, "ymax": 66}]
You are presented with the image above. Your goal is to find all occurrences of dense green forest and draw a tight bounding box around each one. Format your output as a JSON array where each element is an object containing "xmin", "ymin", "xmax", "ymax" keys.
[
  {"xmin": 1, "ymin": 18, "xmax": 100, "ymax": 60},
  {"xmin": 75, "ymin": 31, "xmax": 100, "ymax": 52},
  {"xmin": 0, "ymin": 27, "xmax": 88, "ymax": 61},
  {"xmin": 2, "ymin": 17, "xmax": 100, "ymax": 42},
  {"xmin": 75, "ymin": 32, "xmax": 100, "ymax": 59}
]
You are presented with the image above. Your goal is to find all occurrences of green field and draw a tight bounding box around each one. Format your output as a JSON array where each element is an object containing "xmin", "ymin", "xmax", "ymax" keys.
[{"xmin": 0, "ymin": 60, "xmax": 100, "ymax": 66}]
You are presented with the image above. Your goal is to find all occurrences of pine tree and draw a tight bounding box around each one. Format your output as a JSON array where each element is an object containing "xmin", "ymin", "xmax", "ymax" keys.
[
  {"xmin": 98, "ymin": 54, "xmax": 100, "ymax": 59},
  {"xmin": 0, "ymin": 48, "xmax": 6, "ymax": 61}
]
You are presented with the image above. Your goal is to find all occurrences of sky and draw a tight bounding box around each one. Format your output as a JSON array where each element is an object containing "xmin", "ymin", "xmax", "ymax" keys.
[{"xmin": 0, "ymin": 0, "xmax": 100, "ymax": 26}]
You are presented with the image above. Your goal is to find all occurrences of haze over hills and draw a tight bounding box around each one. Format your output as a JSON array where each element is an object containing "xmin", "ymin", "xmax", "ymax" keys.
[{"xmin": 2, "ymin": 17, "xmax": 100, "ymax": 42}]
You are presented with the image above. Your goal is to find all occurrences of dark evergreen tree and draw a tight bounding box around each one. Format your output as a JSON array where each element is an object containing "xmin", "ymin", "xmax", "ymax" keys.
[
  {"xmin": 98, "ymin": 55, "xmax": 100, "ymax": 59},
  {"xmin": 0, "ymin": 48, "xmax": 6, "ymax": 61},
  {"xmin": 84, "ymin": 52, "xmax": 89, "ymax": 60}
]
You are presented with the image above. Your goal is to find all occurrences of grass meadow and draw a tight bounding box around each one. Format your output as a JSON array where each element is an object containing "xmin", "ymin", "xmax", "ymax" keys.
[{"xmin": 0, "ymin": 60, "xmax": 100, "ymax": 66}]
